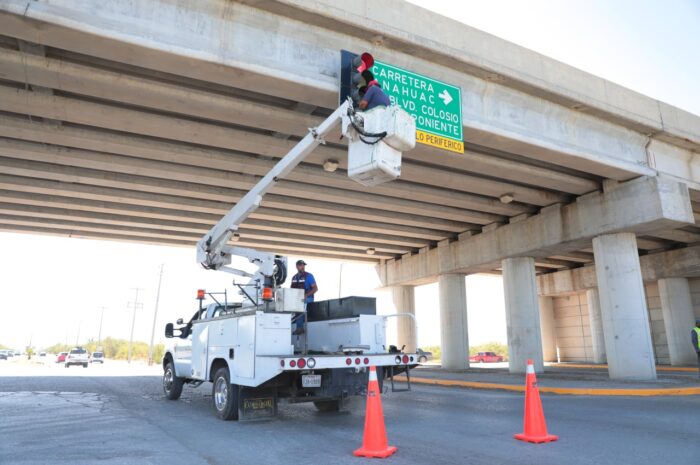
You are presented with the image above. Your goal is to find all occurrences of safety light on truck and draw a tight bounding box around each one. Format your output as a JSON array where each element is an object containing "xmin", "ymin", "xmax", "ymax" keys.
[
  {"xmin": 262, "ymin": 287, "xmax": 273, "ymax": 301},
  {"xmin": 307, "ymin": 358, "xmax": 316, "ymax": 369},
  {"xmin": 196, "ymin": 289, "xmax": 205, "ymax": 299},
  {"xmin": 297, "ymin": 358, "xmax": 306, "ymax": 369}
]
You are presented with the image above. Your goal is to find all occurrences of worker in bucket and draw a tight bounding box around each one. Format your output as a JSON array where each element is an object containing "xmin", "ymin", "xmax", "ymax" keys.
[
  {"xmin": 290, "ymin": 260, "xmax": 318, "ymax": 335},
  {"xmin": 358, "ymin": 70, "xmax": 391, "ymax": 111},
  {"xmin": 692, "ymin": 319, "xmax": 700, "ymax": 378}
]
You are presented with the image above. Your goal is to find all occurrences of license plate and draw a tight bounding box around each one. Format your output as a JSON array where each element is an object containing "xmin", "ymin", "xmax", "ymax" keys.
[{"xmin": 302, "ymin": 374, "xmax": 322, "ymax": 388}]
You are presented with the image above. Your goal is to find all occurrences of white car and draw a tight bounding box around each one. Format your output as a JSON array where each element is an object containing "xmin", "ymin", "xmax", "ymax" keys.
[{"xmin": 65, "ymin": 347, "xmax": 89, "ymax": 368}]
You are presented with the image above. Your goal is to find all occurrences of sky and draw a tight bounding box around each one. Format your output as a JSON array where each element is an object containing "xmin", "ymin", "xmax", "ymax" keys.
[
  {"xmin": 408, "ymin": 0, "xmax": 700, "ymax": 116},
  {"xmin": 1, "ymin": 0, "xmax": 697, "ymax": 351}
]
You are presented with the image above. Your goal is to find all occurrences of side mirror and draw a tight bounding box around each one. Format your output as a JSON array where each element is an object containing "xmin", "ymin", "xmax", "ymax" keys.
[
  {"xmin": 165, "ymin": 323, "xmax": 174, "ymax": 338},
  {"xmin": 176, "ymin": 318, "xmax": 184, "ymax": 325}
]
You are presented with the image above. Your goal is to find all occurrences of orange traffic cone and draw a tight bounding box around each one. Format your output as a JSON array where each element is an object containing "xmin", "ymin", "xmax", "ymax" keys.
[
  {"xmin": 514, "ymin": 359, "xmax": 559, "ymax": 444},
  {"xmin": 354, "ymin": 366, "xmax": 397, "ymax": 458}
]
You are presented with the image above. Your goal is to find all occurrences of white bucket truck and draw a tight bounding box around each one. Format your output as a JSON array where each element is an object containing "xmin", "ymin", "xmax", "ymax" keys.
[{"xmin": 162, "ymin": 82, "xmax": 418, "ymax": 421}]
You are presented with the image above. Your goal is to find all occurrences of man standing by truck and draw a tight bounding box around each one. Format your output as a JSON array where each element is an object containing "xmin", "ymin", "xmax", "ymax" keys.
[{"xmin": 291, "ymin": 260, "xmax": 318, "ymax": 334}]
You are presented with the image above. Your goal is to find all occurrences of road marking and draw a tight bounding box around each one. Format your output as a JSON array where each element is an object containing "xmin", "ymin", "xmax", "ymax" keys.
[{"xmin": 397, "ymin": 376, "xmax": 700, "ymax": 396}]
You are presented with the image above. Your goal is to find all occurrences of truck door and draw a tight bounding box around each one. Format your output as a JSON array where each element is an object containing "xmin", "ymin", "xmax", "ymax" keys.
[{"xmin": 190, "ymin": 323, "xmax": 209, "ymax": 380}]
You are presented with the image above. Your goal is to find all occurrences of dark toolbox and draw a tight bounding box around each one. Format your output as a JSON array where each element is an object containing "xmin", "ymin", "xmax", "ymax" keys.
[{"xmin": 307, "ymin": 296, "xmax": 376, "ymax": 322}]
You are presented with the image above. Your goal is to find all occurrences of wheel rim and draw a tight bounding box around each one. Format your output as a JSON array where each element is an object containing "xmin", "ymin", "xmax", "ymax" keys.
[
  {"xmin": 163, "ymin": 368, "xmax": 173, "ymax": 393},
  {"xmin": 214, "ymin": 377, "xmax": 228, "ymax": 411}
]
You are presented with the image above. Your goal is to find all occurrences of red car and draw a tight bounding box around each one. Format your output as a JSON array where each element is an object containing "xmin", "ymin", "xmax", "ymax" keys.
[
  {"xmin": 469, "ymin": 351, "xmax": 504, "ymax": 363},
  {"xmin": 56, "ymin": 352, "xmax": 68, "ymax": 363}
]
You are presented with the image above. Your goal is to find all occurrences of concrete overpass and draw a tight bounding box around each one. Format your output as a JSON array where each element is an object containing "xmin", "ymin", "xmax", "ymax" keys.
[{"xmin": 1, "ymin": 0, "xmax": 699, "ymax": 380}]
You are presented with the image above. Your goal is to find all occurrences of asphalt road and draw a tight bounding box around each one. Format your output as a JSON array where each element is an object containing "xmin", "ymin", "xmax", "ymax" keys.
[{"xmin": 1, "ymin": 360, "xmax": 699, "ymax": 465}]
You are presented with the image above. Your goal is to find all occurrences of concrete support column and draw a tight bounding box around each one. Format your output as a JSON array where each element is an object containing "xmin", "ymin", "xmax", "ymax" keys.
[
  {"xmin": 392, "ymin": 285, "xmax": 416, "ymax": 353},
  {"xmin": 502, "ymin": 257, "xmax": 544, "ymax": 373},
  {"xmin": 658, "ymin": 278, "xmax": 697, "ymax": 366},
  {"xmin": 592, "ymin": 233, "xmax": 656, "ymax": 380},
  {"xmin": 586, "ymin": 288, "xmax": 607, "ymax": 364},
  {"xmin": 538, "ymin": 296, "xmax": 557, "ymax": 362},
  {"xmin": 438, "ymin": 274, "xmax": 469, "ymax": 370}
]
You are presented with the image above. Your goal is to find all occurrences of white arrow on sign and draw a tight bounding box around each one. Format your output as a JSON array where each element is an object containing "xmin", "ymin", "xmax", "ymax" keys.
[{"xmin": 438, "ymin": 89, "xmax": 453, "ymax": 105}]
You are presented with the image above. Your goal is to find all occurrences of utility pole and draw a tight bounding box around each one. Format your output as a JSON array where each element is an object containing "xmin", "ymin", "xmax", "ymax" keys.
[
  {"xmin": 127, "ymin": 288, "xmax": 144, "ymax": 364},
  {"xmin": 76, "ymin": 320, "xmax": 81, "ymax": 346},
  {"xmin": 97, "ymin": 307, "xmax": 106, "ymax": 347},
  {"xmin": 148, "ymin": 264, "xmax": 164, "ymax": 366}
]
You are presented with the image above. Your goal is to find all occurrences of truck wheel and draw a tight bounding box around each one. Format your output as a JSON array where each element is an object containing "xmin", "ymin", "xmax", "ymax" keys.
[
  {"xmin": 313, "ymin": 400, "xmax": 341, "ymax": 412},
  {"xmin": 163, "ymin": 362, "xmax": 184, "ymax": 400},
  {"xmin": 212, "ymin": 367, "xmax": 238, "ymax": 421},
  {"xmin": 83, "ymin": 363, "xmax": 88, "ymax": 368},
  {"xmin": 64, "ymin": 363, "xmax": 69, "ymax": 368}
]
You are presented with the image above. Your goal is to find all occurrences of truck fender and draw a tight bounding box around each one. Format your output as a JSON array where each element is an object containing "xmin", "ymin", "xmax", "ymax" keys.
[{"xmin": 209, "ymin": 358, "xmax": 231, "ymax": 382}]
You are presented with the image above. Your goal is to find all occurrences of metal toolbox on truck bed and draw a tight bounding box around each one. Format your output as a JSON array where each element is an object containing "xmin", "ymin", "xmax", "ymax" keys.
[
  {"xmin": 306, "ymin": 300, "xmax": 329, "ymax": 322},
  {"xmin": 328, "ymin": 296, "xmax": 376, "ymax": 319}
]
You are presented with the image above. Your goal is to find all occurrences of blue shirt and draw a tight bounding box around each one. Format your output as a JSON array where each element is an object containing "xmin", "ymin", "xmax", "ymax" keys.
[
  {"xmin": 291, "ymin": 272, "xmax": 316, "ymax": 303},
  {"xmin": 362, "ymin": 85, "xmax": 391, "ymax": 110}
]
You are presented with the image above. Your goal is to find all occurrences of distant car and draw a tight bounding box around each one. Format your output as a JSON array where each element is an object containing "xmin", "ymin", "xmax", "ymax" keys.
[
  {"xmin": 5, "ymin": 351, "xmax": 14, "ymax": 358},
  {"xmin": 39, "ymin": 352, "xmax": 47, "ymax": 357},
  {"xmin": 416, "ymin": 348, "xmax": 433, "ymax": 363},
  {"xmin": 65, "ymin": 348, "xmax": 89, "ymax": 368},
  {"xmin": 0, "ymin": 350, "xmax": 7, "ymax": 360},
  {"xmin": 90, "ymin": 352, "xmax": 105, "ymax": 364},
  {"xmin": 469, "ymin": 351, "xmax": 504, "ymax": 363},
  {"xmin": 56, "ymin": 352, "xmax": 68, "ymax": 363}
]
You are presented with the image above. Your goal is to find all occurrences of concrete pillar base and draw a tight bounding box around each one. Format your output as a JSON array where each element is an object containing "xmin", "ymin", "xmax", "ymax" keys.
[
  {"xmin": 438, "ymin": 274, "xmax": 469, "ymax": 370},
  {"xmin": 539, "ymin": 296, "xmax": 557, "ymax": 362},
  {"xmin": 586, "ymin": 288, "xmax": 607, "ymax": 364},
  {"xmin": 593, "ymin": 233, "xmax": 656, "ymax": 380},
  {"xmin": 392, "ymin": 286, "xmax": 416, "ymax": 353},
  {"xmin": 502, "ymin": 257, "xmax": 544, "ymax": 374},
  {"xmin": 658, "ymin": 278, "xmax": 698, "ymax": 366}
]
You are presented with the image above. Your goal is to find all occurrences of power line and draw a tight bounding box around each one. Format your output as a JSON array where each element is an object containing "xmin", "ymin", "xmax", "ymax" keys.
[
  {"xmin": 127, "ymin": 288, "xmax": 144, "ymax": 364},
  {"xmin": 148, "ymin": 264, "xmax": 164, "ymax": 366}
]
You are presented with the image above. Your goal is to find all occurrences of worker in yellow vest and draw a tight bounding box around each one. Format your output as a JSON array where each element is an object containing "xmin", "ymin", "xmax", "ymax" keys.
[{"xmin": 693, "ymin": 319, "xmax": 700, "ymax": 378}]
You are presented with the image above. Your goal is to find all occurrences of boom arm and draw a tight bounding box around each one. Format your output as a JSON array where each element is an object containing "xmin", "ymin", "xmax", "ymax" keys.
[{"xmin": 196, "ymin": 100, "xmax": 352, "ymax": 278}]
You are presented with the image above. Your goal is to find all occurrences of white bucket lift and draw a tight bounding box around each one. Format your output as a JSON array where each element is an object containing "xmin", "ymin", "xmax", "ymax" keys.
[{"xmin": 344, "ymin": 105, "xmax": 416, "ymax": 187}]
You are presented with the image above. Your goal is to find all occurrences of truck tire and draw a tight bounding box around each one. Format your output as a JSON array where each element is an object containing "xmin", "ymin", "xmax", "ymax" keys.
[
  {"xmin": 163, "ymin": 362, "xmax": 184, "ymax": 400},
  {"xmin": 83, "ymin": 363, "xmax": 88, "ymax": 368},
  {"xmin": 313, "ymin": 400, "xmax": 341, "ymax": 412},
  {"xmin": 64, "ymin": 363, "xmax": 69, "ymax": 368},
  {"xmin": 212, "ymin": 367, "xmax": 238, "ymax": 421}
]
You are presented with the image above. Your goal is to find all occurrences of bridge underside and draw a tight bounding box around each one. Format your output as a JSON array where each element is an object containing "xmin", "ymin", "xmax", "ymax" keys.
[{"xmin": 0, "ymin": 11, "xmax": 698, "ymax": 270}]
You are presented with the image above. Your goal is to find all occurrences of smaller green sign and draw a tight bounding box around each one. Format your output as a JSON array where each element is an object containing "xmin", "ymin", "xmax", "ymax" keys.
[{"xmin": 370, "ymin": 61, "xmax": 463, "ymax": 153}]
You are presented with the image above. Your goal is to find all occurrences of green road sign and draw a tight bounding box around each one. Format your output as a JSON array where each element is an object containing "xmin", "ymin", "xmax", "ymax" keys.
[{"xmin": 370, "ymin": 60, "xmax": 463, "ymax": 153}]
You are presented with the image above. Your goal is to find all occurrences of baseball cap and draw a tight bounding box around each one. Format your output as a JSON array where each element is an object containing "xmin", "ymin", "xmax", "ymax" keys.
[{"xmin": 296, "ymin": 260, "xmax": 307, "ymax": 266}]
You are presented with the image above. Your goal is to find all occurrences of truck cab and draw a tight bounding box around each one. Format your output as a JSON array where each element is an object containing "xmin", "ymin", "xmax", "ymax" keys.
[{"xmin": 163, "ymin": 291, "xmax": 416, "ymax": 421}]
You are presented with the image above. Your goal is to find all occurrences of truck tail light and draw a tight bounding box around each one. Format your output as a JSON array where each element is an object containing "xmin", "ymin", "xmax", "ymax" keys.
[
  {"xmin": 289, "ymin": 360, "xmax": 296, "ymax": 368},
  {"xmin": 307, "ymin": 358, "xmax": 316, "ymax": 368},
  {"xmin": 402, "ymin": 355, "xmax": 409, "ymax": 364},
  {"xmin": 280, "ymin": 360, "xmax": 285, "ymax": 367},
  {"xmin": 355, "ymin": 358, "xmax": 361, "ymax": 365},
  {"xmin": 346, "ymin": 358, "xmax": 352, "ymax": 365},
  {"xmin": 395, "ymin": 356, "xmax": 401, "ymax": 365},
  {"xmin": 363, "ymin": 358, "xmax": 369, "ymax": 365},
  {"xmin": 297, "ymin": 358, "xmax": 306, "ymax": 369}
]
